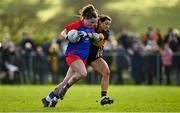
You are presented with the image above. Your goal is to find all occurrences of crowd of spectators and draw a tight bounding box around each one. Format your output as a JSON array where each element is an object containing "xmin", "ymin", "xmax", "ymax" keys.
[{"xmin": 0, "ymin": 27, "xmax": 180, "ymax": 85}]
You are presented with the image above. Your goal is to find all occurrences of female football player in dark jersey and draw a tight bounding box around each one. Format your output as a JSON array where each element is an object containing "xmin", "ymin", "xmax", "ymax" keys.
[{"xmin": 87, "ymin": 14, "xmax": 113, "ymax": 105}]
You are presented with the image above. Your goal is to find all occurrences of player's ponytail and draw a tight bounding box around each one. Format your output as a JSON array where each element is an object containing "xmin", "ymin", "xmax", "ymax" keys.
[{"xmin": 79, "ymin": 4, "xmax": 98, "ymax": 19}]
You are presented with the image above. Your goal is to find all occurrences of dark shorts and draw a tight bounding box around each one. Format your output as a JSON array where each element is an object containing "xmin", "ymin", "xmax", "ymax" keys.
[{"xmin": 87, "ymin": 44, "xmax": 103, "ymax": 65}]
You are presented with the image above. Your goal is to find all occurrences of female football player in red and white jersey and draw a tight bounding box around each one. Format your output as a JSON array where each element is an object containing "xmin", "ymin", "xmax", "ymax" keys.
[{"xmin": 42, "ymin": 4, "xmax": 101, "ymax": 107}]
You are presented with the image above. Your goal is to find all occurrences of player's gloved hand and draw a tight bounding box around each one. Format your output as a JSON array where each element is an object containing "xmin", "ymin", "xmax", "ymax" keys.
[
  {"xmin": 92, "ymin": 33, "xmax": 100, "ymax": 42},
  {"xmin": 78, "ymin": 31, "xmax": 88, "ymax": 37}
]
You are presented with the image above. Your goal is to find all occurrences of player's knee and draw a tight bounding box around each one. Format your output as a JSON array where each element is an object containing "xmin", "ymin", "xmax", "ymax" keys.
[
  {"xmin": 79, "ymin": 70, "xmax": 87, "ymax": 78},
  {"xmin": 102, "ymin": 68, "xmax": 110, "ymax": 77},
  {"xmin": 106, "ymin": 68, "xmax": 110, "ymax": 76}
]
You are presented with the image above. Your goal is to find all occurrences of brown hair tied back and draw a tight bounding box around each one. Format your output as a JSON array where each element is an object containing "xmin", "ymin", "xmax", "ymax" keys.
[
  {"xmin": 99, "ymin": 14, "xmax": 112, "ymax": 23},
  {"xmin": 79, "ymin": 4, "xmax": 98, "ymax": 19}
]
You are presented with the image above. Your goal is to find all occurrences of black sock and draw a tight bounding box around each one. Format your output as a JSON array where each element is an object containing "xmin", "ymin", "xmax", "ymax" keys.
[{"xmin": 101, "ymin": 91, "xmax": 107, "ymax": 97}]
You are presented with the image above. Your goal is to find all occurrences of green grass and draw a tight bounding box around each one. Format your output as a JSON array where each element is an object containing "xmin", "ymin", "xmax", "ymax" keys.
[{"xmin": 0, "ymin": 85, "xmax": 180, "ymax": 112}]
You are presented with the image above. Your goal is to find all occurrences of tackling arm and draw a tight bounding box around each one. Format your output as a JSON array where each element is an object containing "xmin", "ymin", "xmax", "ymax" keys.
[{"xmin": 87, "ymin": 33, "xmax": 104, "ymax": 41}]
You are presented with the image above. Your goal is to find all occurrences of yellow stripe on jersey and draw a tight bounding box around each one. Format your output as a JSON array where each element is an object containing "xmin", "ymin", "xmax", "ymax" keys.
[{"xmin": 92, "ymin": 39, "xmax": 105, "ymax": 47}]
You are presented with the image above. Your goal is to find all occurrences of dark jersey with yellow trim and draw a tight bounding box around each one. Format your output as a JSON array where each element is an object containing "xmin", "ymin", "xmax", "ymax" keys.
[
  {"xmin": 92, "ymin": 30, "xmax": 109, "ymax": 47},
  {"xmin": 87, "ymin": 30, "xmax": 110, "ymax": 65}
]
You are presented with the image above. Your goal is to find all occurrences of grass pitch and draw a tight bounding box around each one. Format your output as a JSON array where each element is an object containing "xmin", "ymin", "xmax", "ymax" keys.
[{"xmin": 0, "ymin": 85, "xmax": 180, "ymax": 112}]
